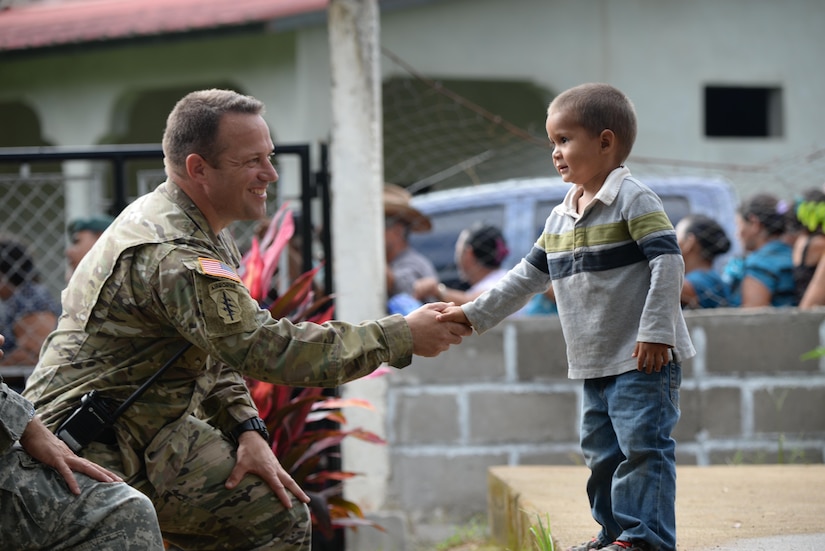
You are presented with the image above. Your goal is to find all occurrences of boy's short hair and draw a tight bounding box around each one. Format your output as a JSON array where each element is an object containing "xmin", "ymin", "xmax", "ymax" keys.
[{"xmin": 547, "ymin": 83, "xmax": 637, "ymax": 163}]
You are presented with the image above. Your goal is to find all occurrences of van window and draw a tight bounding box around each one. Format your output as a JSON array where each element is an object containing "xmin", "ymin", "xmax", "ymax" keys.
[
  {"xmin": 410, "ymin": 205, "xmax": 505, "ymax": 288},
  {"xmin": 660, "ymin": 196, "xmax": 691, "ymax": 228}
]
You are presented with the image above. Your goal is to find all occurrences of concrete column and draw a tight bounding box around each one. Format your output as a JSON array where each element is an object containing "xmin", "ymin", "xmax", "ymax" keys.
[{"xmin": 327, "ymin": 0, "xmax": 388, "ymax": 515}]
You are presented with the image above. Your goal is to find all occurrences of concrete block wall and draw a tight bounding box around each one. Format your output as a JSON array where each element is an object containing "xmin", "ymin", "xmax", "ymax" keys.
[{"xmin": 382, "ymin": 308, "xmax": 825, "ymax": 537}]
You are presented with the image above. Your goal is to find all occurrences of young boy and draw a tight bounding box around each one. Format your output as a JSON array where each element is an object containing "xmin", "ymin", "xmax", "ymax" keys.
[{"xmin": 438, "ymin": 83, "xmax": 694, "ymax": 551}]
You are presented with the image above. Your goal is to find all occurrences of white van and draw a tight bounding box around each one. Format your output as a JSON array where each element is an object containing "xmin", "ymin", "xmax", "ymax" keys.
[{"xmin": 409, "ymin": 176, "xmax": 740, "ymax": 288}]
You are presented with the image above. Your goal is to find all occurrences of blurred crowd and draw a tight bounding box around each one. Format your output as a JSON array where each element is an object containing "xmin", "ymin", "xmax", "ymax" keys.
[{"xmin": 383, "ymin": 183, "xmax": 825, "ymax": 316}]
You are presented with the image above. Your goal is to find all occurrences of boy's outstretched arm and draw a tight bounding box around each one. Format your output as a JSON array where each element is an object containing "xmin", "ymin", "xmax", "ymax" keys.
[
  {"xmin": 436, "ymin": 305, "xmax": 470, "ymax": 326},
  {"xmin": 632, "ymin": 341, "xmax": 672, "ymax": 374}
]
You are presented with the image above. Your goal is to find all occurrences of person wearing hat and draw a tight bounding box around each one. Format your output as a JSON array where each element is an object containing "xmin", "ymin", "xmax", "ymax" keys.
[
  {"xmin": 66, "ymin": 214, "xmax": 114, "ymax": 282},
  {"xmin": 384, "ymin": 184, "xmax": 438, "ymax": 307}
]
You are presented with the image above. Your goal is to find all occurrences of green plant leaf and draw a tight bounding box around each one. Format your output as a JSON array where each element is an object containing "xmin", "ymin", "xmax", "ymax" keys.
[{"xmin": 801, "ymin": 347, "xmax": 825, "ymax": 361}]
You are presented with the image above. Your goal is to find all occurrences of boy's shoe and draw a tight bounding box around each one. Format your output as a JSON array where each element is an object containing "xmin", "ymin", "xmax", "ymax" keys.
[
  {"xmin": 598, "ymin": 541, "xmax": 650, "ymax": 551},
  {"xmin": 565, "ymin": 538, "xmax": 604, "ymax": 551}
]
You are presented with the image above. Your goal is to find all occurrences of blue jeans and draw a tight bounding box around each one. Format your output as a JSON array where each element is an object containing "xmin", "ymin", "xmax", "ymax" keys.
[{"xmin": 580, "ymin": 361, "xmax": 681, "ymax": 551}]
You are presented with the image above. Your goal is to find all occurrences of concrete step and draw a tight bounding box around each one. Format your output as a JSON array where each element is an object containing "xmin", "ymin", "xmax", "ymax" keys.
[{"xmin": 488, "ymin": 464, "xmax": 825, "ymax": 550}]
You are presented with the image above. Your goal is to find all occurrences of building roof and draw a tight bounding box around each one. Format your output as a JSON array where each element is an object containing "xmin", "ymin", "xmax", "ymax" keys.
[{"xmin": 0, "ymin": 0, "xmax": 328, "ymax": 52}]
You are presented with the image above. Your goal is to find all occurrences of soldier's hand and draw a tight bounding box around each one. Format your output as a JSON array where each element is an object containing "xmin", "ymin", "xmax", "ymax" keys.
[
  {"xmin": 226, "ymin": 431, "xmax": 310, "ymax": 508},
  {"xmin": 405, "ymin": 302, "xmax": 472, "ymax": 357},
  {"xmin": 18, "ymin": 415, "xmax": 123, "ymax": 495}
]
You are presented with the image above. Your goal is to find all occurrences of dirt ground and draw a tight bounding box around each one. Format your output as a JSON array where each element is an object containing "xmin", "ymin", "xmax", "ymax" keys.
[{"xmin": 479, "ymin": 464, "xmax": 825, "ymax": 551}]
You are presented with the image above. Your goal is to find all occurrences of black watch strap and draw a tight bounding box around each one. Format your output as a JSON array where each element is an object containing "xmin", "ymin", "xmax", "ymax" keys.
[{"xmin": 230, "ymin": 417, "xmax": 269, "ymax": 444}]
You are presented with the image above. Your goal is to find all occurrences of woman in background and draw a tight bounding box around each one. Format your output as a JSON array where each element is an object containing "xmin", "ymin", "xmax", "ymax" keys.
[
  {"xmin": 675, "ymin": 214, "xmax": 732, "ymax": 309},
  {"xmin": 722, "ymin": 193, "xmax": 796, "ymax": 307},
  {"xmin": 414, "ymin": 224, "xmax": 510, "ymax": 306}
]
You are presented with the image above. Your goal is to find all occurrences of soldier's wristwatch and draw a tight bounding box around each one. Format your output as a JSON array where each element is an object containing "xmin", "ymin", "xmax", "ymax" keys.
[{"xmin": 230, "ymin": 417, "xmax": 269, "ymax": 444}]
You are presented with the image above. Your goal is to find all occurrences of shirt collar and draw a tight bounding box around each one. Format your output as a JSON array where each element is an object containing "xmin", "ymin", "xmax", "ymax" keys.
[{"xmin": 556, "ymin": 166, "xmax": 631, "ymax": 218}]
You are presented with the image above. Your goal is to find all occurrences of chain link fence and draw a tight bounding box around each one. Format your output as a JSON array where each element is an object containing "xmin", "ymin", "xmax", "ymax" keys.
[{"xmin": 0, "ymin": 161, "xmax": 286, "ymax": 379}]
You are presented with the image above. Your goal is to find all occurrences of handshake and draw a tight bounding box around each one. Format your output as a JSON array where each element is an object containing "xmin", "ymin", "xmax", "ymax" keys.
[{"xmin": 403, "ymin": 302, "xmax": 472, "ymax": 357}]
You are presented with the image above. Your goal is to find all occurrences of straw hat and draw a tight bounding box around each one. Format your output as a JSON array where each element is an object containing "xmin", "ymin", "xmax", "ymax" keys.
[{"xmin": 384, "ymin": 184, "xmax": 432, "ymax": 233}]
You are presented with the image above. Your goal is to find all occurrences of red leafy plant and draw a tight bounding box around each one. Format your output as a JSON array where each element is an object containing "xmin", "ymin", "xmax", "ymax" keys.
[{"xmin": 240, "ymin": 205, "xmax": 387, "ymax": 539}]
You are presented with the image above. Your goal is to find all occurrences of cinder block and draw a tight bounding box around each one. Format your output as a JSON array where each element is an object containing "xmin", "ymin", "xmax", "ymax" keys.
[
  {"xmin": 685, "ymin": 310, "xmax": 824, "ymax": 375},
  {"xmin": 753, "ymin": 387, "xmax": 825, "ymax": 434},
  {"xmin": 512, "ymin": 317, "xmax": 569, "ymax": 381},
  {"xmin": 344, "ymin": 512, "xmax": 407, "ymax": 551},
  {"xmin": 391, "ymin": 330, "xmax": 507, "ymax": 386},
  {"xmin": 707, "ymin": 446, "xmax": 824, "ymax": 465},
  {"xmin": 675, "ymin": 448, "xmax": 699, "ymax": 465},
  {"xmin": 388, "ymin": 451, "xmax": 509, "ymax": 520},
  {"xmin": 518, "ymin": 449, "xmax": 585, "ymax": 466},
  {"xmin": 468, "ymin": 390, "xmax": 578, "ymax": 444},
  {"xmin": 675, "ymin": 387, "xmax": 742, "ymax": 442},
  {"xmin": 391, "ymin": 392, "xmax": 460, "ymax": 445}
]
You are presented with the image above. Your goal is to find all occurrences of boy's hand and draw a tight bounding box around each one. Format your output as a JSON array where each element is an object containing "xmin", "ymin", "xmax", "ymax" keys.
[
  {"xmin": 632, "ymin": 342, "xmax": 671, "ymax": 374},
  {"xmin": 405, "ymin": 302, "xmax": 471, "ymax": 357},
  {"xmin": 436, "ymin": 305, "xmax": 469, "ymax": 326}
]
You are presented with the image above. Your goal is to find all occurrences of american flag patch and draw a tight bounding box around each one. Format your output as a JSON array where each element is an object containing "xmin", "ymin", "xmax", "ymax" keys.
[{"xmin": 198, "ymin": 257, "xmax": 242, "ymax": 283}]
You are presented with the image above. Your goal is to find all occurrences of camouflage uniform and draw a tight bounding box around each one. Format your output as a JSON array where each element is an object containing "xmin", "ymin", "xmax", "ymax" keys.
[
  {"xmin": 24, "ymin": 181, "xmax": 413, "ymax": 550},
  {"xmin": 0, "ymin": 380, "xmax": 164, "ymax": 550}
]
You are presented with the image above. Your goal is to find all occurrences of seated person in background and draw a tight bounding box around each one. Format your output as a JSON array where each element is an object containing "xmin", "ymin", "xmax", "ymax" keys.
[
  {"xmin": 414, "ymin": 224, "xmax": 510, "ymax": 306},
  {"xmin": 65, "ymin": 214, "xmax": 114, "ymax": 282},
  {"xmin": 384, "ymin": 184, "xmax": 438, "ymax": 313},
  {"xmin": 675, "ymin": 214, "xmax": 732, "ymax": 309},
  {"xmin": 793, "ymin": 188, "xmax": 825, "ymax": 306},
  {"xmin": 0, "ymin": 237, "xmax": 61, "ymax": 372},
  {"xmin": 722, "ymin": 193, "xmax": 796, "ymax": 307}
]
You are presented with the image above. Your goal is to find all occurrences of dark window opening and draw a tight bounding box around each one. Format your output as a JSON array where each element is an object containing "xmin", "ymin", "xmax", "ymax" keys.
[{"xmin": 704, "ymin": 85, "xmax": 783, "ymax": 138}]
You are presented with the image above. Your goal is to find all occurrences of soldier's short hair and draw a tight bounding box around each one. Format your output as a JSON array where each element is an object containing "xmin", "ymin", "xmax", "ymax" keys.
[{"xmin": 162, "ymin": 89, "xmax": 265, "ymax": 174}]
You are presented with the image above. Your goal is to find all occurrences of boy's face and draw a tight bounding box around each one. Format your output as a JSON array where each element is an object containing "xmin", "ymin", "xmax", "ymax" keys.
[{"xmin": 546, "ymin": 107, "xmax": 615, "ymax": 189}]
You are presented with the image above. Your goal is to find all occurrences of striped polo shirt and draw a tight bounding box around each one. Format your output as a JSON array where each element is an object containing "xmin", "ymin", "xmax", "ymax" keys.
[{"xmin": 465, "ymin": 167, "xmax": 695, "ymax": 379}]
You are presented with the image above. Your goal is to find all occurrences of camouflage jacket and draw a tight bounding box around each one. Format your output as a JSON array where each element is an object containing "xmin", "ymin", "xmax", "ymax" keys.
[
  {"xmin": 0, "ymin": 379, "xmax": 35, "ymax": 454},
  {"xmin": 23, "ymin": 180, "xmax": 412, "ymax": 494}
]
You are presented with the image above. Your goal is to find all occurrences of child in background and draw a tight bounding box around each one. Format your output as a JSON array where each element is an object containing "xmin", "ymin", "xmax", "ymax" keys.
[
  {"xmin": 438, "ymin": 83, "xmax": 694, "ymax": 551},
  {"xmin": 674, "ymin": 214, "xmax": 731, "ymax": 308}
]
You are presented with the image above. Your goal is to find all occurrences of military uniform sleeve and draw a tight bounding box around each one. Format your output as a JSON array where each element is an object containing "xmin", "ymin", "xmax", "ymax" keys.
[
  {"xmin": 198, "ymin": 363, "xmax": 259, "ymax": 433},
  {"xmin": 158, "ymin": 254, "xmax": 413, "ymax": 388},
  {"xmin": 0, "ymin": 380, "xmax": 36, "ymax": 453}
]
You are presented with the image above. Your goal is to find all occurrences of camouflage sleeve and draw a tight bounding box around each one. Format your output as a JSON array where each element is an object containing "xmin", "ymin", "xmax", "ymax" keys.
[
  {"xmin": 156, "ymin": 253, "xmax": 413, "ymax": 388},
  {"xmin": 0, "ymin": 380, "xmax": 36, "ymax": 453},
  {"xmin": 198, "ymin": 363, "xmax": 259, "ymax": 433}
]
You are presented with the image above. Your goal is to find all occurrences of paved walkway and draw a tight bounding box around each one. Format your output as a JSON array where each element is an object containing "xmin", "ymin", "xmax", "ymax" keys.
[{"xmin": 488, "ymin": 464, "xmax": 825, "ymax": 550}]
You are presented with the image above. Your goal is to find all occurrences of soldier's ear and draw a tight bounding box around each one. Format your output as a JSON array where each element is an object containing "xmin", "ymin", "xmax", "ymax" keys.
[{"xmin": 186, "ymin": 153, "xmax": 209, "ymax": 181}]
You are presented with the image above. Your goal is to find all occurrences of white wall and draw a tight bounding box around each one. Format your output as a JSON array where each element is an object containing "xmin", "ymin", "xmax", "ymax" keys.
[{"xmin": 379, "ymin": 0, "xmax": 825, "ymax": 166}]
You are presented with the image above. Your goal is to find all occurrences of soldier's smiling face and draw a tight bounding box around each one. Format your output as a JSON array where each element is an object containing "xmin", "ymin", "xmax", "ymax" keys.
[{"xmin": 201, "ymin": 112, "xmax": 278, "ymax": 230}]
